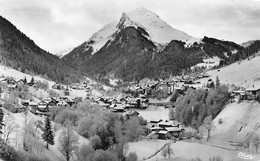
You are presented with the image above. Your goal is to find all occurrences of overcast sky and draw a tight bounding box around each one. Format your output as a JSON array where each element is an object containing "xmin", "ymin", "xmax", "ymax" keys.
[{"xmin": 0, "ymin": 0, "xmax": 260, "ymax": 53}]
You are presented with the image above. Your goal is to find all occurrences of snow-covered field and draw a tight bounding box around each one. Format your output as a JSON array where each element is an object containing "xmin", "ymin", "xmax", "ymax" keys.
[
  {"xmin": 137, "ymin": 106, "xmax": 169, "ymax": 122},
  {"xmin": 127, "ymin": 140, "xmax": 168, "ymax": 160},
  {"xmin": 128, "ymin": 139, "xmax": 260, "ymax": 161}
]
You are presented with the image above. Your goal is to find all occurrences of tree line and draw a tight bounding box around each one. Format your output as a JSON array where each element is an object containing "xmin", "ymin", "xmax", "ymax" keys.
[{"xmin": 170, "ymin": 83, "xmax": 230, "ymax": 131}]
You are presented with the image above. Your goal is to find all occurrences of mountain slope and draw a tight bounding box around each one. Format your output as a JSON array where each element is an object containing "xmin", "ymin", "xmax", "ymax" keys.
[{"xmin": 0, "ymin": 15, "xmax": 82, "ymax": 84}]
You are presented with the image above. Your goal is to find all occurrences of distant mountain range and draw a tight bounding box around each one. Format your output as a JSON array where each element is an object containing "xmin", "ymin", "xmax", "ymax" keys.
[{"xmin": 1, "ymin": 8, "xmax": 260, "ymax": 83}]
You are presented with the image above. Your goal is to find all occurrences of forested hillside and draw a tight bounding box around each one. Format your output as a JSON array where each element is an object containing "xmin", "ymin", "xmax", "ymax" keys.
[{"xmin": 0, "ymin": 16, "xmax": 82, "ymax": 84}]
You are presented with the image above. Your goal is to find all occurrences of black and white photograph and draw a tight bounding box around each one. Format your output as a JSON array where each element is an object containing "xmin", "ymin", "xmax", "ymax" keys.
[{"xmin": 0, "ymin": 0, "xmax": 260, "ymax": 161}]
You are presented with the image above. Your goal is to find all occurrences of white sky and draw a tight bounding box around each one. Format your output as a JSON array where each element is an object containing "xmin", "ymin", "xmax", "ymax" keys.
[{"xmin": 0, "ymin": 0, "xmax": 260, "ymax": 53}]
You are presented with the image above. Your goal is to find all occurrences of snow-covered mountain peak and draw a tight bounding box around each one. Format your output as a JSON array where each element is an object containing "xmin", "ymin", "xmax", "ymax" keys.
[
  {"xmin": 117, "ymin": 12, "xmax": 144, "ymax": 31},
  {"xmin": 83, "ymin": 8, "xmax": 199, "ymax": 55},
  {"xmin": 124, "ymin": 8, "xmax": 198, "ymax": 44}
]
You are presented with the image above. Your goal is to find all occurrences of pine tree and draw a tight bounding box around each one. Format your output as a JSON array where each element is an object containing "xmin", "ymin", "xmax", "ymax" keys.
[
  {"xmin": 0, "ymin": 108, "xmax": 4, "ymax": 134},
  {"xmin": 23, "ymin": 77, "xmax": 27, "ymax": 84},
  {"xmin": 215, "ymin": 76, "xmax": 220, "ymax": 88},
  {"xmin": 30, "ymin": 77, "xmax": 35, "ymax": 84},
  {"xmin": 42, "ymin": 116, "xmax": 55, "ymax": 149}
]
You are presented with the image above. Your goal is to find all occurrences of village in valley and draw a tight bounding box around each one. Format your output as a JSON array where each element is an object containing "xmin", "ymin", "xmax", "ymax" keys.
[
  {"xmin": 1, "ymin": 1, "xmax": 260, "ymax": 161},
  {"xmin": 1, "ymin": 55, "xmax": 260, "ymax": 161}
]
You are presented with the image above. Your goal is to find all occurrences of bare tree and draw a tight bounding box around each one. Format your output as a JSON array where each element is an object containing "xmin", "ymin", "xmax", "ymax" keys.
[
  {"xmin": 161, "ymin": 142, "xmax": 174, "ymax": 159},
  {"xmin": 203, "ymin": 115, "xmax": 214, "ymax": 141},
  {"xmin": 2, "ymin": 113, "xmax": 19, "ymax": 143},
  {"xmin": 58, "ymin": 122, "xmax": 79, "ymax": 161}
]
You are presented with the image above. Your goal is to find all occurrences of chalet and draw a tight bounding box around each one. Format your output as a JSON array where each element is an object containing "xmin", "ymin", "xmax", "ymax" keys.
[
  {"xmin": 165, "ymin": 127, "xmax": 183, "ymax": 138},
  {"xmin": 48, "ymin": 98, "xmax": 59, "ymax": 107},
  {"xmin": 37, "ymin": 101, "xmax": 49, "ymax": 112},
  {"xmin": 157, "ymin": 130, "xmax": 171, "ymax": 139},
  {"xmin": 245, "ymin": 86, "xmax": 260, "ymax": 100},
  {"xmin": 246, "ymin": 86, "xmax": 260, "ymax": 96},
  {"xmin": 232, "ymin": 90, "xmax": 246, "ymax": 101},
  {"xmin": 158, "ymin": 120, "xmax": 182, "ymax": 128},
  {"xmin": 158, "ymin": 121, "xmax": 174, "ymax": 128},
  {"xmin": 29, "ymin": 102, "xmax": 38, "ymax": 114},
  {"xmin": 7, "ymin": 84, "xmax": 17, "ymax": 91},
  {"xmin": 112, "ymin": 104, "xmax": 125, "ymax": 113},
  {"xmin": 66, "ymin": 99, "xmax": 75, "ymax": 107}
]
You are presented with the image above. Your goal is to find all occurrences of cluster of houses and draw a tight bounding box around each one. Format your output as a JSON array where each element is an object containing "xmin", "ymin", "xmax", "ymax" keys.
[
  {"xmin": 125, "ymin": 74, "xmax": 211, "ymax": 98},
  {"xmin": 0, "ymin": 75, "xmax": 34, "ymax": 91},
  {"xmin": 89, "ymin": 95, "xmax": 150, "ymax": 113},
  {"xmin": 22, "ymin": 96, "xmax": 78, "ymax": 116},
  {"xmin": 146, "ymin": 119, "xmax": 184, "ymax": 140}
]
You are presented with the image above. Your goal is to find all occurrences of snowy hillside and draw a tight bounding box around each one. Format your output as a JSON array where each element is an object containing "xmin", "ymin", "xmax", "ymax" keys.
[
  {"xmin": 84, "ymin": 7, "xmax": 198, "ymax": 55},
  {"xmin": 0, "ymin": 64, "xmax": 55, "ymax": 87},
  {"xmin": 199, "ymin": 53, "xmax": 260, "ymax": 88}
]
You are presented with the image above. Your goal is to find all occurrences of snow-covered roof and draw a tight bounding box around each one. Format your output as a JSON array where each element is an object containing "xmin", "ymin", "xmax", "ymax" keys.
[
  {"xmin": 165, "ymin": 127, "xmax": 182, "ymax": 132},
  {"xmin": 29, "ymin": 102, "xmax": 38, "ymax": 106},
  {"xmin": 246, "ymin": 86, "xmax": 260, "ymax": 91}
]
